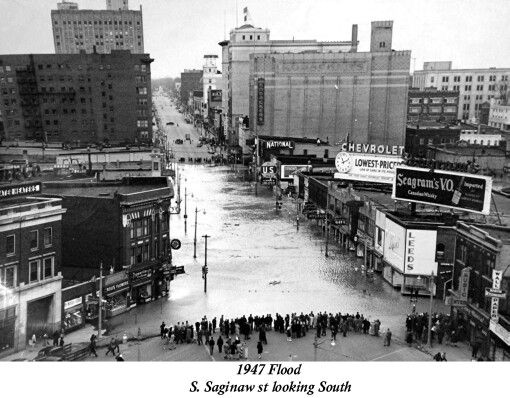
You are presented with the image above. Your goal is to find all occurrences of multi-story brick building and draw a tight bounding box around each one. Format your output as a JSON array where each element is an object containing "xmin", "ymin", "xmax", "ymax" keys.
[
  {"xmin": 180, "ymin": 69, "xmax": 203, "ymax": 110},
  {"xmin": 51, "ymin": 0, "xmax": 144, "ymax": 54},
  {"xmin": 412, "ymin": 62, "xmax": 510, "ymax": 123},
  {"xmin": 247, "ymin": 21, "xmax": 410, "ymax": 148},
  {"xmin": 219, "ymin": 7, "xmax": 358, "ymax": 144},
  {"xmin": 0, "ymin": 182, "xmax": 66, "ymax": 357},
  {"xmin": 407, "ymin": 88, "xmax": 459, "ymax": 123},
  {"xmin": 43, "ymin": 177, "xmax": 174, "ymax": 316},
  {"xmin": 0, "ymin": 50, "xmax": 153, "ymax": 145}
]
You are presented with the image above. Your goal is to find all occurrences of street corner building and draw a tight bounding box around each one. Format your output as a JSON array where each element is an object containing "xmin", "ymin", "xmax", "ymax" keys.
[
  {"xmin": 0, "ymin": 50, "xmax": 153, "ymax": 146},
  {"xmin": 0, "ymin": 185, "xmax": 66, "ymax": 358},
  {"xmin": 42, "ymin": 177, "xmax": 174, "ymax": 320}
]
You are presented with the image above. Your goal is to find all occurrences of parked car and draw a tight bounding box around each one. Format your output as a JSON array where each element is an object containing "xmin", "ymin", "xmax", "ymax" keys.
[
  {"xmin": 175, "ymin": 139, "xmax": 184, "ymax": 144},
  {"xmin": 166, "ymin": 122, "xmax": 174, "ymax": 125},
  {"xmin": 34, "ymin": 342, "xmax": 89, "ymax": 361}
]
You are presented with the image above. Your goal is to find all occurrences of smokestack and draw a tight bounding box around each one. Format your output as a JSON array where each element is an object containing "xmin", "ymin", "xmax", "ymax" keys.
[{"xmin": 351, "ymin": 24, "xmax": 358, "ymax": 52}]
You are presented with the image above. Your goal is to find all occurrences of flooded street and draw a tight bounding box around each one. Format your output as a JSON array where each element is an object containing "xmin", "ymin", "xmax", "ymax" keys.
[{"xmin": 154, "ymin": 164, "xmax": 442, "ymax": 329}]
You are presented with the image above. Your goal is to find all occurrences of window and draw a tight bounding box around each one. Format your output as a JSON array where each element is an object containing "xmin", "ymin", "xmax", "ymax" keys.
[
  {"xmin": 136, "ymin": 246, "xmax": 142, "ymax": 263},
  {"xmin": 0, "ymin": 265, "xmax": 16, "ymax": 288},
  {"xmin": 465, "ymin": 76, "xmax": 472, "ymax": 82},
  {"xmin": 454, "ymin": 76, "xmax": 461, "ymax": 82},
  {"xmin": 143, "ymin": 243, "xmax": 149, "ymax": 261},
  {"xmin": 441, "ymin": 85, "xmax": 448, "ymax": 91},
  {"xmin": 30, "ymin": 230, "xmax": 38, "ymax": 251},
  {"xmin": 29, "ymin": 260, "xmax": 39, "ymax": 283},
  {"xmin": 142, "ymin": 218, "xmax": 149, "ymax": 236},
  {"xmin": 465, "ymin": 85, "xmax": 471, "ymax": 91},
  {"xmin": 43, "ymin": 257, "xmax": 54, "ymax": 279},
  {"xmin": 257, "ymin": 35, "xmax": 260, "ymax": 40},
  {"xmin": 137, "ymin": 87, "xmax": 147, "ymax": 95},
  {"xmin": 6, "ymin": 235, "xmax": 15, "ymax": 256},
  {"xmin": 430, "ymin": 77, "xmax": 435, "ymax": 83},
  {"xmin": 477, "ymin": 76, "xmax": 484, "ymax": 82},
  {"xmin": 44, "ymin": 227, "xmax": 52, "ymax": 247},
  {"xmin": 442, "ymin": 76, "xmax": 449, "ymax": 82},
  {"xmin": 130, "ymin": 247, "xmax": 136, "ymax": 265},
  {"xmin": 379, "ymin": 41, "xmax": 385, "ymax": 48},
  {"xmin": 140, "ymin": 64, "xmax": 146, "ymax": 72},
  {"xmin": 136, "ymin": 219, "xmax": 142, "ymax": 237},
  {"xmin": 242, "ymin": 35, "xmax": 245, "ymax": 40}
]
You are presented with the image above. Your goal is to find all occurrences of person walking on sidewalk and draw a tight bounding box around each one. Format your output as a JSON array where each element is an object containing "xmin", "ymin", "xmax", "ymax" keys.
[
  {"xmin": 89, "ymin": 334, "xmax": 98, "ymax": 357},
  {"xmin": 197, "ymin": 329, "xmax": 203, "ymax": 346},
  {"xmin": 257, "ymin": 341, "xmax": 263, "ymax": 360},
  {"xmin": 384, "ymin": 328, "xmax": 392, "ymax": 346},
  {"xmin": 160, "ymin": 322, "xmax": 166, "ymax": 339},
  {"xmin": 208, "ymin": 336, "xmax": 215, "ymax": 355},
  {"xmin": 217, "ymin": 335, "xmax": 224, "ymax": 354},
  {"xmin": 105, "ymin": 338, "xmax": 116, "ymax": 356}
]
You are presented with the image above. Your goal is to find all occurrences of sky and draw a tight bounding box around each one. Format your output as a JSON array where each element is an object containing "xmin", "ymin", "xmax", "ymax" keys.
[{"xmin": 0, "ymin": 0, "xmax": 509, "ymax": 79}]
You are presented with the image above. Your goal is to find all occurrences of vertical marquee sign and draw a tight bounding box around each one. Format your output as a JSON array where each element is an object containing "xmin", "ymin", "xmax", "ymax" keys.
[{"xmin": 257, "ymin": 78, "xmax": 265, "ymax": 125}]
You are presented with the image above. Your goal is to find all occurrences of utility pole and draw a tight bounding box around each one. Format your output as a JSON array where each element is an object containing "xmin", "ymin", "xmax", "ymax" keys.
[
  {"xmin": 184, "ymin": 186, "xmax": 188, "ymax": 234},
  {"xmin": 193, "ymin": 207, "xmax": 198, "ymax": 259},
  {"xmin": 98, "ymin": 262, "xmax": 103, "ymax": 338},
  {"xmin": 202, "ymin": 234, "xmax": 210, "ymax": 293},
  {"xmin": 325, "ymin": 182, "xmax": 331, "ymax": 257},
  {"xmin": 254, "ymin": 135, "xmax": 259, "ymax": 196},
  {"xmin": 427, "ymin": 271, "xmax": 435, "ymax": 348}
]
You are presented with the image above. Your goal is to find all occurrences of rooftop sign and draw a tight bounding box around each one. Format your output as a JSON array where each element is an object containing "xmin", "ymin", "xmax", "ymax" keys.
[{"xmin": 0, "ymin": 182, "xmax": 42, "ymax": 200}]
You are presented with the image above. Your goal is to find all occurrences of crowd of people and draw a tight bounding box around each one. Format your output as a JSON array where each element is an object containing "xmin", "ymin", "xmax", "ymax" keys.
[
  {"xmin": 404, "ymin": 312, "xmax": 465, "ymax": 347},
  {"xmin": 157, "ymin": 311, "xmax": 389, "ymax": 360}
]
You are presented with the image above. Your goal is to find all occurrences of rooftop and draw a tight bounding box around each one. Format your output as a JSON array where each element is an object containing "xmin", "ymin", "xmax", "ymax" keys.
[{"xmin": 42, "ymin": 177, "xmax": 171, "ymax": 199}]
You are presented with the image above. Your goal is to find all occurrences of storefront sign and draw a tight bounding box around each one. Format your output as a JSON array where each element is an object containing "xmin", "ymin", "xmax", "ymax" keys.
[
  {"xmin": 392, "ymin": 166, "xmax": 492, "ymax": 215},
  {"xmin": 404, "ymin": 229, "xmax": 437, "ymax": 276},
  {"xmin": 334, "ymin": 152, "xmax": 403, "ymax": 185},
  {"xmin": 64, "ymin": 297, "xmax": 82, "ymax": 310},
  {"xmin": 280, "ymin": 165, "xmax": 312, "ymax": 180},
  {"xmin": 459, "ymin": 268, "xmax": 470, "ymax": 302},
  {"xmin": 339, "ymin": 142, "xmax": 405, "ymax": 156},
  {"xmin": 257, "ymin": 78, "xmax": 264, "ymax": 125},
  {"xmin": 485, "ymin": 288, "xmax": 506, "ymax": 299},
  {"xmin": 132, "ymin": 269, "xmax": 151, "ymax": 282},
  {"xmin": 490, "ymin": 320, "xmax": 510, "ymax": 346},
  {"xmin": 261, "ymin": 161, "xmax": 277, "ymax": 182},
  {"xmin": 452, "ymin": 299, "xmax": 467, "ymax": 308},
  {"xmin": 333, "ymin": 217, "xmax": 347, "ymax": 225},
  {"xmin": 492, "ymin": 270, "xmax": 503, "ymax": 289},
  {"xmin": 0, "ymin": 182, "xmax": 42, "ymax": 200},
  {"xmin": 170, "ymin": 266, "xmax": 185, "ymax": 275},
  {"xmin": 265, "ymin": 141, "xmax": 295, "ymax": 150},
  {"xmin": 105, "ymin": 280, "xmax": 129, "ymax": 294},
  {"xmin": 307, "ymin": 211, "xmax": 327, "ymax": 220},
  {"xmin": 383, "ymin": 218, "xmax": 406, "ymax": 272},
  {"xmin": 491, "ymin": 298, "xmax": 500, "ymax": 322}
]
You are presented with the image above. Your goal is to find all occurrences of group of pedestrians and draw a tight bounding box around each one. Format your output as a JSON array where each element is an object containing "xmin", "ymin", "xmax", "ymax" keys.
[
  {"xmin": 158, "ymin": 310, "xmax": 391, "ymax": 360},
  {"xmin": 404, "ymin": 312, "xmax": 465, "ymax": 347}
]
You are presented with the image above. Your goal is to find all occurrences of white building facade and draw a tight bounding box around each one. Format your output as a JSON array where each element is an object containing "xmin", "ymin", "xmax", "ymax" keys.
[{"xmin": 413, "ymin": 62, "xmax": 510, "ymax": 123}]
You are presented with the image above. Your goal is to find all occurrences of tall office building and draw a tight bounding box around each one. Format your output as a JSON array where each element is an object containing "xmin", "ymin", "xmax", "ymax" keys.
[
  {"xmin": 51, "ymin": 0, "xmax": 144, "ymax": 54},
  {"xmin": 0, "ymin": 50, "xmax": 153, "ymax": 145},
  {"xmin": 413, "ymin": 62, "xmax": 510, "ymax": 122},
  {"xmin": 219, "ymin": 7, "xmax": 359, "ymax": 142},
  {"xmin": 247, "ymin": 21, "xmax": 410, "ymax": 147},
  {"xmin": 180, "ymin": 69, "xmax": 203, "ymax": 108}
]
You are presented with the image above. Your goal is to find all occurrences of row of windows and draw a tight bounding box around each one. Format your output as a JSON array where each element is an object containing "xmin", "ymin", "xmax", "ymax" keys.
[
  {"xmin": 129, "ymin": 238, "xmax": 167, "ymax": 265},
  {"xmin": 55, "ymin": 19, "xmax": 141, "ymax": 26},
  {"xmin": 5, "ymin": 228, "xmax": 53, "ymax": 256},
  {"xmin": 0, "ymin": 63, "xmax": 146, "ymax": 74},
  {"xmin": 432, "ymin": 75, "xmax": 508, "ymax": 83}
]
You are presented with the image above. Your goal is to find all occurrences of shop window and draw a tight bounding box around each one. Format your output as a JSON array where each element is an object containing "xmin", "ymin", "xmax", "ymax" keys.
[
  {"xmin": 30, "ymin": 230, "xmax": 38, "ymax": 251},
  {"xmin": 29, "ymin": 260, "xmax": 39, "ymax": 283},
  {"xmin": 43, "ymin": 227, "xmax": 52, "ymax": 247},
  {"xmin": 130, "ymin": 248, "xmax": 136, "ymax": 265},
  {"xmin": 43, "ymin": 257, "xmax": 54, "ymax": 279},
  {"xmin": 6, "ymin": 235, "xmax": 15, "ymax": 256},
  {"xmin": 136, "ymin": 220, "xmax": 142, "ymax": 237}
]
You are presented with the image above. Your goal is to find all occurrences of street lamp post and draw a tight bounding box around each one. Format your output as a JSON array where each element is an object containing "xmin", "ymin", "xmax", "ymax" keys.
[
  {"xmin": 194, "ymin": 207, "xmax": 198, "ymax": 259},
  {"xmin": 427, "ymin": 271, "xmax": 435, "ymax": 348},
  {"xmin": 184, "ymin": 185, "xmax": 188, "ymax": 234},
  {"xmin": 202, "ymin": 235, "xmax": 210, "ymax": 293},
  {"xmin": 325, "ymin": 182, "xmax": 331, "ymax": 258}
]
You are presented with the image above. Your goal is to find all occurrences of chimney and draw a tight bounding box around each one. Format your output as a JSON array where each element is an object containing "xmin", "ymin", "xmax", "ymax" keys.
[{"xmin": 351, "ymin": 24, "xmax": 358, "ymax": 51}]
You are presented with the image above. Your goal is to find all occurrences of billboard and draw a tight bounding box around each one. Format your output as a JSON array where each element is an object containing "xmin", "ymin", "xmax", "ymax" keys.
[
  {"xmin": 392, "ymin": 166, "xmax": 493, "ymax": 215},
  {"xmin": 383, "ymin": 218, "xmax": 406, "ymax": 272},
  {"xmin": 280, "ymin": 165, "xmax": 312, "ymax": 180},
  {"xmin": 404, "ymin": 229, "xmax": 437, "ymax": 276},
  {"xmin": 0, "ymin": 182, "xmax": 42, "ymax": 200},
  {"xmin": 209, "ymin": 89, "xmax": 222, "ymax": 103},
  {"xmin": 257, "ymin": 78, "xmax": 265, "ymax": 125},
  {"xmin": 334, "ymin": 152, "xmax": 403, "ymax": 185}
]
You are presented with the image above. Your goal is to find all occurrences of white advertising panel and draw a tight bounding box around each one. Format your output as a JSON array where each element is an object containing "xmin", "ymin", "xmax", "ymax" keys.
[
  {"xmin": 334, "ymin": 152, "xmax": 403, "ymax": 185},
  {"xmin": 280, "ymin": 164, "xmax": 312, "ymax": 180},
  {"xmin": 404, "ymin": 229, "xmax": 437, "ymax": 276},
  {"xmin": 383, "ymin": 218, "xmax": 406, "ymax": 272}
]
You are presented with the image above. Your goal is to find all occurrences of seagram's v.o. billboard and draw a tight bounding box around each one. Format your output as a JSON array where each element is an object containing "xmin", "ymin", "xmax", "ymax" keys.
[{"xmin": 392, "ymin": 166, "xmax": 492, "ymax": 215}]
